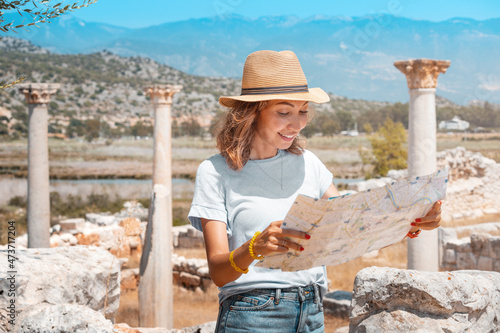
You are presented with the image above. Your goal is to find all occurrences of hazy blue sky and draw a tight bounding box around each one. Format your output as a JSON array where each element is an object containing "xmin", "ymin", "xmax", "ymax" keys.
[{"xmin": 72, "ymin": 0, "xmax": 500, "ymax": 28}]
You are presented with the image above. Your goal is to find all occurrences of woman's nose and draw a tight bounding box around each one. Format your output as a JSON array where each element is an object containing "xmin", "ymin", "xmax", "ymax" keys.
[{"xmin": 288, "ymin": 115, "xmax": 304, "ymax": 131}]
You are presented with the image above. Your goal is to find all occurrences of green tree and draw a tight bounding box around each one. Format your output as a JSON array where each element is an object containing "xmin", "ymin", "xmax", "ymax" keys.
[
  {"xmin": 11, "ymin": 108, "xmax": 28, "ymax": 128},
  {"xmin": 130, "ymin": 121, "xmax": 153, "ymax": 138},
  {"xmin": 0, "ymin": 0, "xmax": 98, "ymax": 88},
  {"xmin": 357, "ymin": 110, "xmax": 385, "ymax": 132},
  {"xmin": 336, "ymin": 110, "xmax": 355, "ymax": 131},
  {"xmin": 172, "ymin": 119, "xmax": 182, "ymax": 138},
  {"xmin": 181, "ymin": 119, "xmax": 202, "ymax": 137},
  {"xmin": 301, "ymin": 120, "xmax": 319, "ymax": 138},
  {"xmin": 66, "ymin": 118, "xmax": 85, "ymax": 138},
  {"xmin": 12, "ymin": 121, "xmax": 27, "ymax": 135},
  {"xmin": 84, "ymin": 118, "xmax": 100, "ymax": 142},
  {"xmin": 365, "ymin": 118, "xmax": 407, "ymax": 177},
  {"xmin": 1, "ymin": 0, "xmax": 97, "ymax": 34},
  {"xmin": 0, "ymin": 122, "xmax": 8, "ymax": 135},
  {"xmin": 320, "ymin": 118, "xmax": 340, "ymax": 136},
  {"xmin": 99, "ymin": 120, "xmax": 111, "ymax": 137},
  {"xmin": 315, "ymin": 112, "xmax": 340, "ymax": 136},
  {"xmin": 356, "ymin": 103, "xmax": 409, "ymax": 132}
]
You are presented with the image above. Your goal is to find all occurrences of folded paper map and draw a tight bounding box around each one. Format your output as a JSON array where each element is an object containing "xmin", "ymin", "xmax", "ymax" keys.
[{"xmin": 257, "ymin": 168, "xmax": 449, "ymax": 271}]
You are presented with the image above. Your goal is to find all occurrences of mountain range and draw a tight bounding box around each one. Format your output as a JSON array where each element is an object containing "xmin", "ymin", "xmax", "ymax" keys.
[{"xmin": 4, "ymin": 12, "xmax": 500, "ymax": 104}]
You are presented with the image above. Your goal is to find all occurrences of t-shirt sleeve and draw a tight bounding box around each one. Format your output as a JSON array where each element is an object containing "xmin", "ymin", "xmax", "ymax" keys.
[
  {"xmin": 188, "ymin": 158, "xmax": 228, "ymax": 232},
  {"xmin": 306, "ymin": 150, "xmax": 333, "ymax": 198}
]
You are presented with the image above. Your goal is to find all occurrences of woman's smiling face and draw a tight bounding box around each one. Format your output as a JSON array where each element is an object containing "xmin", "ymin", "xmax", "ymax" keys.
[{"xmin": 251, "ymin": 100, "xmax": 309, "ymax": 159}]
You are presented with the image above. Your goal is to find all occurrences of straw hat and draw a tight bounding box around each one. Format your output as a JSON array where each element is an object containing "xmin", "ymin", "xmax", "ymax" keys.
[{"xmin": 219, "ymin": 50, "xmax": 330, "ymax": 108}]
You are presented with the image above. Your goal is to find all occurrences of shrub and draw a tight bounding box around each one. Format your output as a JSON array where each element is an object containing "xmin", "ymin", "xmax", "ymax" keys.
[
  {"xmin": 362, "ymin": 118, "xmax": 407, "ymax": 178},
  {"xmin": 9, "ymin": 196, "xmax": 27, "ymax": 208}
]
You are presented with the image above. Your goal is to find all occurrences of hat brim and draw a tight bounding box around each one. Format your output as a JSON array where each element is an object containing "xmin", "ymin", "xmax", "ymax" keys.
[{"xmin": 219, "ymin": 87, "xmax": 330, "ymax": 108}]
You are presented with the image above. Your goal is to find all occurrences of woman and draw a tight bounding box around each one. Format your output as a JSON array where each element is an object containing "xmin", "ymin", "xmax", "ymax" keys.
[{"xmin": 188, "ymin": 50, "xmax": 441, "ymax": 332}]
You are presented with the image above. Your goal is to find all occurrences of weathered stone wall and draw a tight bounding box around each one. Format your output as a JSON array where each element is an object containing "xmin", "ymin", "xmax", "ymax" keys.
[
  {"xmin": 440, "ymin": 222, "xmax": 500, "ymax": 272},
  {"xmin": 438, "ymin": 148, "xmax": 500, "ymax": 223},
  {"xmin": 173, "ymin": 224, "xmax": 204, "ymax": 249},
  {"xmin": 323, "ymin": 291, "xmax": 352, "ymax": 320},
  {"xmin": 15, "ymin": 201, "xmax": 210, "ymax": 296},
  {"xmin": 349, "ymin": 147, "xmax": 500, "ymax": 224},
  {"xmin": 121, "ymin": 255, "xmax": 212, "ymax": 293},
  {"xmin": 172, "ymin": 255, "xmax": 211, "ymax": 291},
  {"xmin": 16, "ymin": 204, "xmax": 204, "ymax": 270}
]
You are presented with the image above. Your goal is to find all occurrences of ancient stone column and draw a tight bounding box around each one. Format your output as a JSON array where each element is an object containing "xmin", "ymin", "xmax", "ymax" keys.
[
  {"xmin": 18, "ymin": 83, "xmax": 60, "ymax": 248},
  {"xmin": 394, "ymin": 59, "xmax": 450, "ymax": 271},
  {"xmin": 139, "ymin": 84, "xmax": 182, "ymax": 328},
  {"xmin": 145, "ymin": 85, "xmax": 182, "ymax": 188}
]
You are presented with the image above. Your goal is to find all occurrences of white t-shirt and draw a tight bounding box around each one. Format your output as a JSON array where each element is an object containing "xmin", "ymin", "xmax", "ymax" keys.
[{"xmin": 188, "ymin": 149, "xmax": 333, "ymax": 302}]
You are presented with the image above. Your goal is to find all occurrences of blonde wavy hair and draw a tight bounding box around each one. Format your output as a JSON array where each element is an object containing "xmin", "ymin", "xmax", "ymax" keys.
[{"xmin": 215, "ymin": 100, "xmax": 306, "ymax": 171}]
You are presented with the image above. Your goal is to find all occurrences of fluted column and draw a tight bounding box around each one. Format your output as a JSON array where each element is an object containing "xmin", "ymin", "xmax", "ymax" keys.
[
  {"xmin": 18, "ymin": 83, "xmax": 60, "ymax": 248},
  {"xmin": 394, "ymin": 59, "xmax": 450, "ymax": 271},
  {"xmin": 139, "ymin": 84, "xmax": 182, "ymax": 328}
]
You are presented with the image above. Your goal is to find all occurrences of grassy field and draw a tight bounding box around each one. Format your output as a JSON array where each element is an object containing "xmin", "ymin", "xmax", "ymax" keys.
[{"xmin": 2, "ymin": 132, "xmax": 498, "ymax": 180}]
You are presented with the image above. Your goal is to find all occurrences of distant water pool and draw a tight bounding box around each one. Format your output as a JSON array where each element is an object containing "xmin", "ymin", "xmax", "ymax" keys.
[
  {"xmin": 332, "ymin": 178, "xmax": 364, "ymax": 185},
  {"xmin": 0, "ymin": 177, "xmax": 364, "ymax": 206},
  {"xmin": 0, "ymin": 178, "xmax": 194, "ymax": 206}
]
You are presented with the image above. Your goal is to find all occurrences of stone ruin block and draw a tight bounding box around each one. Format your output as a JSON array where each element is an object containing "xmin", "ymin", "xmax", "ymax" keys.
[
  {"xmin": 173, "ymin": 271, "xmax": 180, "ymax": 285},
  {"xmin": 323, "ymin": 290, "xmax": 351, "ymax": 320},
  {"xmin": 350, "ymin": 267, "xmax": 500, "ymax": 332},
  {"xmin": 59, "ymin": 218, "xmax": 85, "ymax": 233},
  {"xmin": 16, "ymin": 304, "xmax": 113, "ymax": 333},
  {"xmin": 494, "ymin": 261, "xmax": 500, "ymax": 272},
  {"xmin": 471, "ymin": 233, "xmax": 492, "ymax": 256},
  {"xmin": 120, "ymin": 268, "xmax": 140, "ymax": 291},
  {"xmin": 119, "ymin": 217, "xmax": 142, "ymax": 236},
  {"xmin": 177, "ymin": 236, "xmax": 205, "ymax": 249},
  {"xmin": 490, "ymin": 237, "xmax": 500, "ymax": 259},
  {"xmin": 201, "ymin": 277, "xmax": 213, "ymax": 290},
  {"xmin": 477, "ymin": 256, "xmax": 494, "ymax": 271},
  {"xmin": 0, "ymin": 246, "xmax": 120, "ymax": 332},
  {"xmin": 180, "ymin": 272, "xmax": 201, "ymax": 288},
  {"xmin": 456, "ymin": 252, "xmax": 477, "ymax": 270},
  {"xmin": 443, "ymin": 248, "xmax": 456, "ymax": 265},
  {"xmin": 447, "ymin": 238, "xmax": 472, "ymax": 252}
]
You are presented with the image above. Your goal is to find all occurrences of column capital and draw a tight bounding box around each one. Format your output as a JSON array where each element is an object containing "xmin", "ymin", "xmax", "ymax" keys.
[
  {"xmin": 18, "ymin": 83, "xmax": 60, "ymax": 104},
  {"xmin": 144, "ymin": 85, "xmax": 183, "ymax": 106},
  {"xmin": 394, "ymin": 59, "xmax": 450, "ymax": 89}
]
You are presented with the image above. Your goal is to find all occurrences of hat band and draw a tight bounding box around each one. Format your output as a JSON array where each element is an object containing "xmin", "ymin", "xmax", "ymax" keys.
[{"xmin": 241, "ymin": 84, "xmax": 309, "ymax": 95}]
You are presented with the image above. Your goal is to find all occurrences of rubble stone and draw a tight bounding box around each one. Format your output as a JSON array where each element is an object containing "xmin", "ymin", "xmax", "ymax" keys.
[
  {"xmin": 16, "ymin": 303, "xmax": 114, "ymax": 333},
  {"xmin": 350, "ymin": 267, "xmax": 500, "ymax": 332},
  {"xmin": 323, "ymin": 290, "xmax": 351, "ymax": 320},
  {"xmin": 0, "ymin": 246, "xmax": 120, "ymax": 332}
]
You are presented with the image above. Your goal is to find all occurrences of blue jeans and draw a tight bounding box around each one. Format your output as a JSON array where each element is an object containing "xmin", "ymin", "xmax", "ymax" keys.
[{"xmin": 215, "ymin": 285, "xmax": 324, "ymax": 332}]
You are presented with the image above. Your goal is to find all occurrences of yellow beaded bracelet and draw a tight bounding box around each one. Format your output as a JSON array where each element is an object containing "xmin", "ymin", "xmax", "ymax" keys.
[
  {"xmin": 249, "ymin": 231, "xmax": 265, "ymax": 260},
  {"xmin": 229, "ymin": 250, "xmax": 248, "ymax": 274}
]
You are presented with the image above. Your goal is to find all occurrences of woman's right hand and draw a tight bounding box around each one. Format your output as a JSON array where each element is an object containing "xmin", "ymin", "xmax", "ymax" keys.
[
  {"xmin": 252, "ymin": 220, "xmax": 310, "ymax": 257},
  {"xmin": 201, "ymin": 218, "xmax": 310, "ymax": 287}
]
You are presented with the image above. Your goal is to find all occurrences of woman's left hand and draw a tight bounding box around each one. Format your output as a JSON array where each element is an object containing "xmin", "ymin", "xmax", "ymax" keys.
[{"xmin": 411, "ymin": 200, "xmax": 442, "ymax": 231}]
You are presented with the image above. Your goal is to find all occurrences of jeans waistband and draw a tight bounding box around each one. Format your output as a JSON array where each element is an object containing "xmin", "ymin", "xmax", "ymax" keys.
[{"xmin": 242, "ymin": 284, "xmax": 321, "ymax": 305}]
